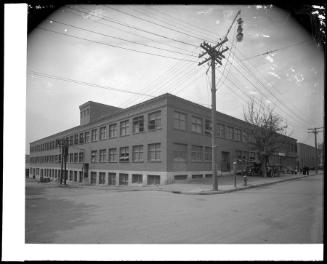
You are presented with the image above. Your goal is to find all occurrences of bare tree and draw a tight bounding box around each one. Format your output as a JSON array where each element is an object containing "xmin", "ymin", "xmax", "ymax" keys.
[{"xmin": 244, "ymin": 98, "xmax": 288, "ymax": 177}]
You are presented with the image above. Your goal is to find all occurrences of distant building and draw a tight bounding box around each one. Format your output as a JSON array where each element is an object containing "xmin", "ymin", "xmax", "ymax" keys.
[
  {"xmin": 25, "ymin": 154, "xmax": 30, "ymax": 178},
  {"xmin": 297, "ymin": 142, "xmax": 316, "ymax": 170},
  {"xmin": 28, "ymin": 93, "xmax": 298, "ymax": 185}
]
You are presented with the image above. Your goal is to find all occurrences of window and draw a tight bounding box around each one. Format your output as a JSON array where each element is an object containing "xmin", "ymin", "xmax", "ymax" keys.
[
  {"xmin": 242, "ymin": 130, "xmax": 248, "ymax": 143},
  {"xmin": 249, "ymin": 152, "xmax": 255, "ymax": 161},
  {"xmin": 191, "ymin": 145, "xmax": 203, "ymax": 161},
  {"xmin": 148, "ymin": 143, "xmax": 161, "ymax": 161},
  {"xmin": 84, "ymin": 131, "xmax": 90, "ymax": 143},
  {"xmin": 217, "ymin": 124, "xmax": 225, "ymax": 138},
  {"xmin": 236, "ymin": 150, "xmax": 242, "ymax": 160},
  {"xmin": 226, "ymin": 126, "xmax": 234, "ymax": 139},
  {"xmin": 173, "ymin": 143, "xmax": 187, "ymax": 162},
  {"xmin": 109, "ymin": 124, "xmax": 117, "ymax": 138},
  {"xmin": 74, "ymin": 134, "xmax": 79, "ymax": 144},
  {"xmin": 191, "ymin": 116, "xmax": 202, "ymax": 133},
  {"xmin": 234, "ymin": 128, "xmax": 241, "ymax": 141},
  {"xmin": 79, "ymin": 152, "xmax": 84, "ymax": 163},
  {"xmin": 243, "ymin": 151, "xmax": 249, "ymax": 161},
  {"xmin": 74, "ymin": 153, "xmax": 78, "ymax": 163},
  {"xmin": 119, "ymin": 147, "xmax": 129, "ymax": 162},
  {"xmin": 120, "ymin": 120, "xmax": 129, "ymax": 136},
  {"xmin": 119, "ymin": 173, "xmax": 129, "ymax": 185},
  {"xmin": 79, "ymin": 133, "xmax": 84, "ymax": 144},
  {"xmin": 133, "ymin": 116, "xmax": 144, "ymax": 133},
  {"xmin": 248, "ymin": 133, "xmax": 256, "ymax": 143},
  {"xmin": 148, "ymin": 111, "xmax": 161, "ymax": 130},
  {"xmin": 69, "ymin": 171, "xmax": 73, "ymax": 181},
  {"xmin": 99, "ymin": 126, "xmax": 107, "ymax": 140},
  {"xmin": 132, "ymin": 174, "xmax": 143, "ymax": 184},
  {"xmin": 174, "ymin": 111, "xmax": 186, "ymax": 130},
  {"xmin": 91, "ymin": 150, "xmax": 97, "ymax": 163},
  {"xmin": 90, "ymin": 171, "xmax": 97, "ymax": 184},
  {"xmin": 204, "ymin": 146, "xmax": 212, "ymax": 161},
  {"xmin": 69, "ymin": 136, "xmax": 73, "ymax": 145},
  {"xmin": 108, "ymin": 173, "xmax": 116, "ymax": 185},
  {"xmin": 99, "ymin": 172, "xmax": 106, "ymax": 184},
  {"xmin": 108, "ymin": 148, "xmax": 117, "ymax": 162},
  {"xmin": 205, "ymin": 119, "xmax": 212, "ymax": 135},
  {"xmin": 91, "ymin": 129, "xmax": 98, "ymax": 142},
  {"xmin": 99, "ymin": 149, "xmax": 106, "ymax": 162},
  {"xmin": 132, "ymin": 145, "xmax": 144, "ymax": 162}
]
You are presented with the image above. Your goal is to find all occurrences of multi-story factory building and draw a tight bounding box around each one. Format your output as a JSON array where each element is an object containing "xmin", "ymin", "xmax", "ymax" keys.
[
  {"xmin": 297, "ymin": 142, "xmax": 317, "ymax": 170},
  {"xmin": 28, "ymin": 93, "xmax": 297, "ymax": 185}
]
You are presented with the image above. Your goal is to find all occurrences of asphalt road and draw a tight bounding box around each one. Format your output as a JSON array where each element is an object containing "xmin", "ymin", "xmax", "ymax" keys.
[{"xmin": 26, "ymin": 174, "xmax": 323, "ymax": 243}]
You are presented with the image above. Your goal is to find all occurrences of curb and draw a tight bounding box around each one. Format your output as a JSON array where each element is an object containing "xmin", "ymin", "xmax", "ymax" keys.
[{"xmin": 168, "ymin": 174, "xmax": 312, "ymax": 195}]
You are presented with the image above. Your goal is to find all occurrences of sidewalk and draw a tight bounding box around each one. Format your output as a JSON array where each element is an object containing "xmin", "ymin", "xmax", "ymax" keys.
[{"xmin": 29, "ymin": 171, "xmax": 323, "ymax": 195}]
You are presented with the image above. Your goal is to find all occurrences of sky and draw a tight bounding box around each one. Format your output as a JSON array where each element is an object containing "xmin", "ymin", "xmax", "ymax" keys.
[{"xmin": 26, "ymin": 4, "xmax": 325, "ymax": 153}]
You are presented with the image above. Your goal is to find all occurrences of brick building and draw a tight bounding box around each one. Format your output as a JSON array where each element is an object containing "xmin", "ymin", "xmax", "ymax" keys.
[
  {"xmin": 297, "ymin": 142, "xmax": 318, "ymax": 170},
  {"xmin": 28, "ymin": 93, "xmax": 298, "ymax": 185}
]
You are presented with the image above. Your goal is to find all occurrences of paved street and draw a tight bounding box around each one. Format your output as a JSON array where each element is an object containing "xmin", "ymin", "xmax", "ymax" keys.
[{"xmin": 26, "ymin": 174, "xmax": 323, "ymax": 244}]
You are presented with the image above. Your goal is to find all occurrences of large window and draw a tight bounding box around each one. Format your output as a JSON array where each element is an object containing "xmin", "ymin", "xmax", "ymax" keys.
[
  {"xmin": 204, "ymin": 146, "xmax": 212, "ymax": 161},
  {"xmin": 205, "ymin": 119, "xmax": 212, "ymax": 135},
  {"xmin": 226, "ymin": 126, "xmax": 234, "ymax": 139},
  {"xmin": 108, "ymin": 148, "xmax": 117, "ymax": 162},
  {"xmin": 234, "ymin": 128, "xmax": 241, "ymax": 141},
  {"xmin": 120, "ymin": 120, "xmax": 129, "ymax": 136},
  {"xmin": 173, "ymin": 143, "xmax": 187, "ymax": 162},
  {"xmin": 99, "ymin": 149, "xmax": 106, "ymax": 162},
  {"xmin": 109, "ymin": 124, "xmax": 117, "ymax": 138},
  {"xmin": 119, "ymin": 147, "xmax": 129, "ymax": 162},
  {"xmin": 79, "ymin": 152, "xmax": 84, "ymax": 163},
  {"xmin": 191, "ymin": 145, "xmax": 203, "ymax": 161},
  {"xmin": 79, "ymin": 133, "xmax": 84, "ymax": 144},
  {"xmin": 174, "ymin": 111, "xmax": 186, "ymax": 130},
  {"xmin": 84, "ymin": 131, "xmax": 90, "ymax": 143},
  {"xmin": 99, "ymin": 126, "xmax": 107, "ymax": 140},
  {"xmin": 119, "ymin": 173, "xmax": 129, "ymax": 185},
  {"xmin": 91, "ymin": 150, "xmax": 97, "ymax": 163},
  {"xmin": 191, "ymin": 116, "xmax": 202, "ymax": 133},
  {"xmin": 249, "ymin": 152, "xmax": 256, "ymax": 161},
  {"xmin": 242, "ymin": 130, "xmax": 248, "ymax": 143},
  {"xmin": 148, "ymin": 143, "xmax": 161, "ymax": 161},
  {"xmin": 148, "ymin": 111, "xmax": 161, "ymax": 130},
  {"xmin": 133, "ymin": 116, "xmax": 144, "ymax": 133},
  {"xmin": 91, "ymin": 129, "xmax": 98, "ymax": 142},
  {"xmin": 132, "ymin": 145, "xmax": 144, "ymax": 162},
  {"xmin": 217, "ymin": 124, "xmax": 225, "ymax": 138},
  {"xmin": 74, "ymin": 153, "xmax": 78, "ymax": 163},
  {"xmin": 74, "ymin": 134, "xmax": 79, "ymax": 144}
]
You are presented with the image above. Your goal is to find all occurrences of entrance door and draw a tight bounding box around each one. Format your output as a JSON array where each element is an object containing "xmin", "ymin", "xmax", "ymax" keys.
[
  {"xmin": 147, "ymin": 175, "xmax": 160, "ymax": 185},
  {"xmin": 221, "ymin": 151, "xmax": 231, "ymax": 172}
]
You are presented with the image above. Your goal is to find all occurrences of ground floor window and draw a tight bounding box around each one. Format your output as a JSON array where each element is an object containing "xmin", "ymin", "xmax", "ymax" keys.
[
  {"xmin": 119, "ymin": 173, "xmax": 128, "ymax": 185},
  {"xmin": 132, "ymin": 174, "xmax": 143, "ymax": 184},
  {"xmin": 108, "ymin": 173, "xmax": 116, "ymax": 185},
  {"xmin": 192, "ymin": 174, "xmax": 203, "ymax": 179},
  {"xmin": 205, "ymin": 174, "xmax": 212, "ymax": 178},
  {"xmin": 91, "ymin": 172, "xmax": 97, "ymax": 184},
  {"xmin": 79, "ymin": 171, "xmax": 83, "ymax": 182},
  {"xmin": 174, "ymin": 175, "xmax": 187, "ymax": 180},
  {"xmin": 147, "ymin": 175, "xmax": 160, "ymax": 185},
  {"xmin": 69, "ymin": 171, "xmax": 73, "ymax": 181},
  {"xmin": 74, "ymin": 171, "xmax": 77, "ymax": 182},
  {"xmin": 99, "ymin": 172, "xmax": 106, "ymax": 184}
]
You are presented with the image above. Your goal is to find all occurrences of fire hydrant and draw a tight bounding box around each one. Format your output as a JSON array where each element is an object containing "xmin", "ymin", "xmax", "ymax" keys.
[{"xmin": 243, "ymin": 175, "xmax": 248, "ymax": 186}]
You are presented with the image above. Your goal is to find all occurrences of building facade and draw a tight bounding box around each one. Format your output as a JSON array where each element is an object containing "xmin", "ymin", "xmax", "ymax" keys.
[
  {"xmin": 297, "ymin": 142, "xmax": 317, "ymax": 170},
  {"xmin": 28, "ymin": 94, "xmax": 297, "ymax": 185}
]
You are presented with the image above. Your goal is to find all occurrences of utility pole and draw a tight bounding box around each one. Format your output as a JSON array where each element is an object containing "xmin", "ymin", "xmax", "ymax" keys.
[
  {"xmin": 198, "ymin": 10, "xmax": 243, "ymax": 191},
  {"xmin": 308, "ymin": 127, "xmax": 323, "ymax": 174}
]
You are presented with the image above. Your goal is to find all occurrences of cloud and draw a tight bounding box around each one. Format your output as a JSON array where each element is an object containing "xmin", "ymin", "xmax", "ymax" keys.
[
  {"xmin": 262, "ymin": 34, "xmax": 270, "ymax": 38},
  {"xmin": 215, "ymin": 20, "xmax": 220, "ymax": 24}
]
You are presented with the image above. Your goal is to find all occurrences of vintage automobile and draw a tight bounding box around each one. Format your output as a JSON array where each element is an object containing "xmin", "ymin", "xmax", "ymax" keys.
[{"xmin": 39, "ymin": 176, "xmax": 51, "ymax": 183}]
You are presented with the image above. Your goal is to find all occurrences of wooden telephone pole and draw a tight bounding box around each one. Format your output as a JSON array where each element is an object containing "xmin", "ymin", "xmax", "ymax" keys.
[
  {"xmin": 308, "ymin": 127, "xmax": 323, "ymax": 174},
  {"xmin": 198, "ymin": 10, "xmax": 243, "ymax": 191}
]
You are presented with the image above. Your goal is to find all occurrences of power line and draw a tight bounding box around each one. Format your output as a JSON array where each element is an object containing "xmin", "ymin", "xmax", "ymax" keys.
[
  {"xmin": 47, "ymin": 19, "xmax": 197, "ymax": 58},
  {"xmin": 126, "ymin": 5, "xmax": 217, "ymax": 44},
  {"xmin": 65, "ymin": 7, "xmax": 198, "ymax": 56},
  {"xmin": 104, "ymin": 5, "xmax": 208, "ymax": 42},
  {"xmin": 66, "ymin": 6, "xmax": 199, "ymax": 48},
  {"xmin": 28, "ymin": 70, "xmax": 156, "ymax": 97},
  {"xmin": 36, "ymin": 27, "xmax": 198, "ymax": 63}
]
